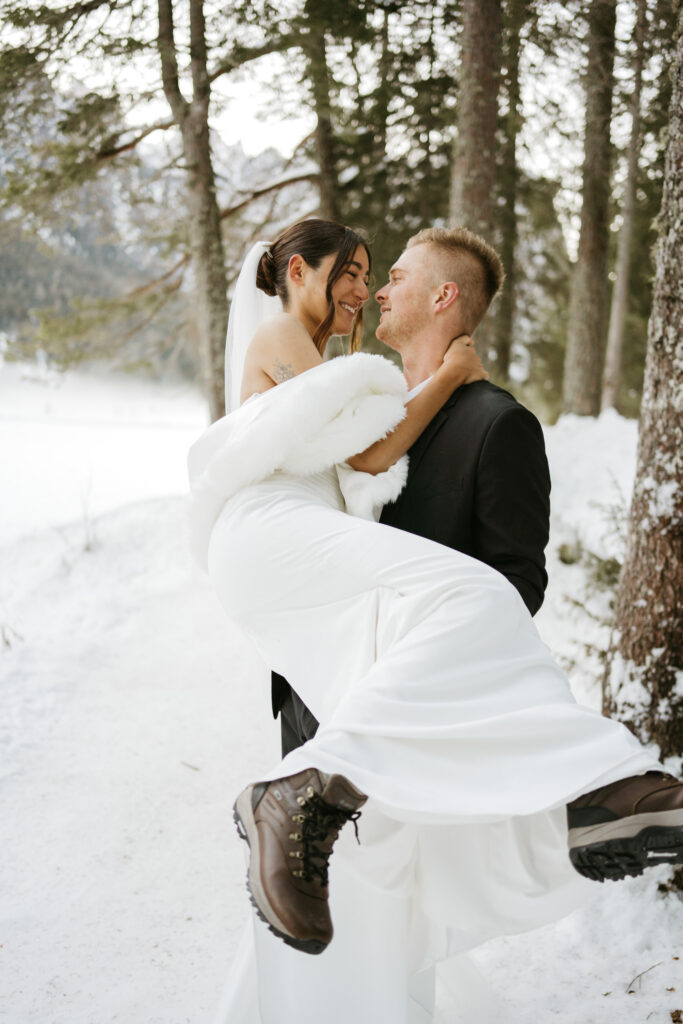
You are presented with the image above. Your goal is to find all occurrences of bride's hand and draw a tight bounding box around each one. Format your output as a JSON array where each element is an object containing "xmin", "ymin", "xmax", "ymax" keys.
[{"xmin": 441, "ymin": 335, "xmax": 488, "ymax": 385}]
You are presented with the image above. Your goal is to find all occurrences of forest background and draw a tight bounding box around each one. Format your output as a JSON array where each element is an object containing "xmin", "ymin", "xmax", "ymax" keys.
[
  {"xmin": 1, "ymin": 0, "xmax": 682, "ymax": 873},
  {"xmin": 0, "ymin": 0, "xmax": 675, "ymax": 421},
  {"xmin": 1, "ymin": 2, "xmax": 683, "ymax": 1018}
]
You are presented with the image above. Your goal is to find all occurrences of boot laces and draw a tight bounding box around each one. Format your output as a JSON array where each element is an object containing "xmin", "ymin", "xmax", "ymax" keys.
[{"xmin": 298, "ymin": 793, "xmax": 361, "ymax": 885}]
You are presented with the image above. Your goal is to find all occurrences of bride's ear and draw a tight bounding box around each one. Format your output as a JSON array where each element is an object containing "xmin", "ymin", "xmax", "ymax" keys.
[{"xmin": 288, "ymin": 253, "xmax": 306, "ymax": 289}]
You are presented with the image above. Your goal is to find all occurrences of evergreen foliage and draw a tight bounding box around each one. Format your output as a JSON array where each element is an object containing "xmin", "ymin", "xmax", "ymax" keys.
[
  {"xmin": 0, "ymin": 0, "xmax": 674, "ymax": 419},
  {"xmin": 605, "ymin": 0, "xmax": 677, "ymax": 417}
]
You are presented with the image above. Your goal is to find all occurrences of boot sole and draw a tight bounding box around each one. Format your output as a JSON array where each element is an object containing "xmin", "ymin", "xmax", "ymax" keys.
[
  {"xmin": 569, "ymin": 811, "xmax": 683, "ymax": 882},
  {"xmin": 233, "ymin": 786, "xmax": 327, "ymax": 956}
]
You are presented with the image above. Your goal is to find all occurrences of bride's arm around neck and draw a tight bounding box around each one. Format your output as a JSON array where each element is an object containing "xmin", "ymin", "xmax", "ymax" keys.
[
  {"xmin": 239, "ymin": 313, "xmax": 323, "ymax": 406},
  {"xmin": 347, "ymin": 339, "xmax": 486, "ymax": 476},
  {"xmin": 238, "ymin": 318, "xmax": 486, "ymax": 478}
]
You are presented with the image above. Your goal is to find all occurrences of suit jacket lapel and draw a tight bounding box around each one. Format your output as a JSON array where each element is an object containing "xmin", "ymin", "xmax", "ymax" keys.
[{"xmin": 407, "ymin": 387, "xmax": 465, "ymax": 480}]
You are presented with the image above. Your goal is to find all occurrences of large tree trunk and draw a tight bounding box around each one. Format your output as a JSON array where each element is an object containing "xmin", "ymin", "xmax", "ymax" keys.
[
  {"xmin": 601, "ymin": 0, "xmax": 647, "ymax": 411},
  {"xmin": 492, "ymin": 0, "xmax": 526, "ymax": 380},
  {"xmin": 450, "ymin": 0, "xmax": 502, "ymax": 240},
  {"xmin": 158, "ymin": 0, "xmax": 228, "ymax": 422},
  {"xmin": 450, "ymin": 0, "xmax": 502, "ymax": 367},
  {"xmin": 603, "ymin": 5, "xmax": 683, "ymax": 760},
  {"xmin": 303, "ymin": 0, "xmax": 340, "ymax": 221},
  {"xmin": 181, "ymin": 116, "xmax": 229, "ymax": 422},
  {"xmin": 372, "ymin": 8, "xmax": 390, "ymax": 170},
  {"xmin": 562, "ymin": 0, "xmax": 617, "ymax": 415}
]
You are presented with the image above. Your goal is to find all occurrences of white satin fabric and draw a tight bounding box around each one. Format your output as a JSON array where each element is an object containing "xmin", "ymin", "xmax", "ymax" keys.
[
  {"xmin": 189, "ymin": 354, "xmax": 409, "ymax": 571},
  {"xmin": 192, "ymin": 356, "xmax": 659, "ymax": 1023}
]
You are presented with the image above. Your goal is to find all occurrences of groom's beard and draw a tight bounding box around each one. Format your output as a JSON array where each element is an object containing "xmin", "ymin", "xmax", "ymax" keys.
[
  {"xmin": 376, "ymin": 308, "xmax": 430, "ymax": 354},
  {"xmin": 375, "ymin": 331, "xmax": 400, "ymax": 357}
]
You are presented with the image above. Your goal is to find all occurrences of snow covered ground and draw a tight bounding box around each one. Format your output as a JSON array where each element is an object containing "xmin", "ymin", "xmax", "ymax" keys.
[{"xmin": 1, "ymin": 363, "xmax": 681, "ymax": 1024}]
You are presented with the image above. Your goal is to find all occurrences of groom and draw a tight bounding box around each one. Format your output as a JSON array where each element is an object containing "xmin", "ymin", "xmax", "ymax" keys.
[
  {"xmin": 252, "ymin": 223, "xmax": 683, "ymax": 958},
  {"xmin": 272, "ymin": 225, "xmax": 551, "ymax": 755},
  {"xmin": 272, "ymin": 225, "xmax": 683, "ymax": 882}
]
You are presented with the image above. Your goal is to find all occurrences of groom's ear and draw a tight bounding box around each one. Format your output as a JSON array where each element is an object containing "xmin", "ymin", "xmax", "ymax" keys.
[{"xmin": 433, "ymin": 282, "xmax": 459, "ymax": 313}]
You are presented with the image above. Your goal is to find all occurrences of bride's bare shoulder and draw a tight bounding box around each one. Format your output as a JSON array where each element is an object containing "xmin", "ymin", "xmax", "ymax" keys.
[
  {"xmin": 250, "ymin": 312, "xmax": 314, "ymax": 351},
  {"xmin": 245, "ymin": 313, "xmax": 323, "ymax": 386},
  {"xmin": 247, "ymin": 313, "xmax": 321, "ymax": 364}
]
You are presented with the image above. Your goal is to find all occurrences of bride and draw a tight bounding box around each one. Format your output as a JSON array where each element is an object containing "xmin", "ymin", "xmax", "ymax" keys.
[{"xmin": 189, "ymin": 218, "xmax": 679, "ymax": 1023}]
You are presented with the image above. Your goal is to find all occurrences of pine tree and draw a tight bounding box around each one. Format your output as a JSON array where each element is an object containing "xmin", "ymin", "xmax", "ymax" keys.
[
  {"xmin": 325, "ymin": 2, "xmax": 460, "ymax": 352},
  {"xmin": 0, "ymin": 1, "xmax": 301, "ymax": 418},
  {"xmin": 562, "ymin": 0, "xmax": 617, "ymax": 415},
  {"xmin": 301, "ymin": 0, "xmax": 341, "ymax": 221},
  {"xmin": 449, "ymin": 0, "xmax": 502, "ymax": 239},
  {"xmin": 603, "ymin": 3, "xmax": 683, "ymax": 760},
  {"xmin": 601, "ymin": 0, "xmax": 647, "ymax": 411},
  {"xmin": 157, "ymin": 0, "xmax": 228, "ymax": 420},
  {"xmin": 448, "ymin": 0, "xmax": 501, "ymax": 367},
  {"xmin": 492, "ymin": 0, "xmax": 529, "ymax": 380},
  {"xmin": 600, "ymin": 0, "xmax": 677, "ymax": 417}
]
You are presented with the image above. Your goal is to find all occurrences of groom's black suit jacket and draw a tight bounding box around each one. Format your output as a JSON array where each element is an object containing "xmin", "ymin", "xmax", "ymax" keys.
[{"xmin": 272, "ymin": 379, "xmax": 551, "ymax": 756}]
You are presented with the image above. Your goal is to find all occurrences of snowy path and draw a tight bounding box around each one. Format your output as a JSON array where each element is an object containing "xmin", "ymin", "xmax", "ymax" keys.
[
  {"xmin": 1, "ymin": 367, "xmax": 682, "ymax": 1023},
  {"xmin": 2, "ymin": 500, "xmax": 280, "ymax": 1022}
]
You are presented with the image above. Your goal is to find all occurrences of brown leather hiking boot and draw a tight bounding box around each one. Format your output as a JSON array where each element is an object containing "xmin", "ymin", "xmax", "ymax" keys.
[
  {"xmin": 567, "ymin": 771, "xmax": 683, "ymax": 882},
  {"xmin": 233, "ymin": 768, "xmax": 367, "ymax": 954}
]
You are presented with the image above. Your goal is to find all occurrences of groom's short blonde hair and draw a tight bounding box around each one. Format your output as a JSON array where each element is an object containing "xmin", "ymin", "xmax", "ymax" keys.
[{"xmin": 406, "ymin": 226, "xmax": 505, "ymax": 331}]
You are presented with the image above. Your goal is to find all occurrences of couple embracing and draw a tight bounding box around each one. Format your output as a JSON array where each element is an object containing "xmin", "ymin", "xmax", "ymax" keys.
[{"xmin": 189, "ymin": 218, "xmax": 683, "ymax": 1023}]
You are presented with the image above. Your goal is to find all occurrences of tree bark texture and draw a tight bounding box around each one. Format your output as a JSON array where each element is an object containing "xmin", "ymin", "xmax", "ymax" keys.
[
  {"xmin": 562, "ymin": 0, "xmax": 617, "ymax": 415},
  {"xmin": 492, "ymin": 0, "xmax": 526, "ymax": 380},
  {"xmin": 449, "ymin": 0, "xmax": 502, "ymax": 240},
  {"xmin": 601, "ymin": 0, "xmax": 647, "ymax": 410},
  {"xmin": 303, "ymin": 0, "xmax": 340, "ymax": 221},
  {"xmin": 372, "ymin": 9, "xmax": 390, "ymax": 170},
  {"xmin": 158, "ymin": 0, "xmax": 228, "ymax": 422},
  {"xmin": 604, "ymin": 6, "xmax": 683, "ymax": 760}
]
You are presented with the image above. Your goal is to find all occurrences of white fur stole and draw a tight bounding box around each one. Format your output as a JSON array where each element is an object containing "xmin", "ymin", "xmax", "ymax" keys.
[{"xmin": 188, "ymin": 353, "xmax": 409, "ymax": 569}]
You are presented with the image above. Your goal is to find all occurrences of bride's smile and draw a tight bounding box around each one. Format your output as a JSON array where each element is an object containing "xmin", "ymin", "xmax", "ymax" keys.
[
  {"xmin": 327, "ymin": 247, "xmax": 370, "ymax": 336},
  {"xmin": 286, "ymin": 244, "xmax": 370, "ymax": 341}
]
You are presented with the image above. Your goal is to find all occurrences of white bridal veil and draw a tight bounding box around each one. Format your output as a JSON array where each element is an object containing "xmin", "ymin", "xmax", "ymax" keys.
[{"xmin": 225, "ymin": 241, "xmax": 283, "ymax": 413}]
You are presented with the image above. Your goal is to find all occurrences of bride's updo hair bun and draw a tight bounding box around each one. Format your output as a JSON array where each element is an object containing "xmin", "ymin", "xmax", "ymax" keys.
[
  {"xmin": 254, "ymin": 218, "xmax": 371, "ymax": 354},
  {"xmin": 256, "ymin": 249, "xmax": 277, "ymax": 296}
]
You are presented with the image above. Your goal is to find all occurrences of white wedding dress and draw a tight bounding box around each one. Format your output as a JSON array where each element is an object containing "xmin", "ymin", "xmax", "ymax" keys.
[{"xmin": 189, "ymin": 352, "xmax": 658, "ymax": 1023}]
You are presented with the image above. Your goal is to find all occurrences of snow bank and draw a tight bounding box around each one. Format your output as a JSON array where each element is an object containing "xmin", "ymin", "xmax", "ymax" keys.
[
  {"xmin": 1, "ymin": 368, "xmax": 681, "ymax": 1023},
  {"xmin": 1, "ymin": 499, "xmax": 280, "ymax": 1023},
  {"xmin": 0, "ymin": 362, "xmax": 206, "ymax": 544},
  {"xmin": 544, "ymin": 409, "xmax": 639, "ymax": 560}
]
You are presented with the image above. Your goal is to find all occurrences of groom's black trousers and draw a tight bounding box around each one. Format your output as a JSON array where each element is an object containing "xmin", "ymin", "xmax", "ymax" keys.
[
  {"xmin": 272, "ymin": 380, "xmax": 551, "ymax": 759},
  {"xmin": 277, "ymin": 680, "xmax": 322, "ymax": 758}
]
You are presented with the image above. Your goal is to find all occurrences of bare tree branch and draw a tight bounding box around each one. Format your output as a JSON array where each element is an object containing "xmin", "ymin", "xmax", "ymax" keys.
[
  {"xmin": 128, "ymin": 254, "xmax": 190, "ymax": 297},
  {"xmin": 120, "ymin": 273, "xmax": 184, "ymax": 343},
  {"xmin": 208, "ymin": 34, "xmax": 301, "ymax": 83},
  {"xmin": 219, "ymin": 171, "xmax": 320, "ymax": 221},
  {"xmin": 286, "ymin": 129, "xmax": 316, "ymax": 161},
  {"xmin": 96, "ymin": 119, "xmax": 175, "ymax": 160}
]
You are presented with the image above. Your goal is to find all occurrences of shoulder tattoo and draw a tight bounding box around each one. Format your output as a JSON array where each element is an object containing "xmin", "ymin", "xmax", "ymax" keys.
[{"xmin": 273, "ymin": 358, "xmax": 295, "ymax": 383}]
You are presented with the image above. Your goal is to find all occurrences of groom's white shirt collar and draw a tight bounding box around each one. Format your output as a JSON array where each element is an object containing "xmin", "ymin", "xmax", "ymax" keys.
[{"xmin": 406, "ymin": 376, "xmax": 433, "ymax": 400}]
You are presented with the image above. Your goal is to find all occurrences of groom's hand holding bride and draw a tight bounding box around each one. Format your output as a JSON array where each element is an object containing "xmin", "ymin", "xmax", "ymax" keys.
[{"xmin": 442, "ymin": 334, "xmax": 488, "ymax": 384}]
